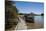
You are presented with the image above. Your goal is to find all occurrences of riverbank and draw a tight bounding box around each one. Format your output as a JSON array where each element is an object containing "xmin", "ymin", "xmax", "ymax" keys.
[{"xmin": 26, "ymin": 22, "xmax": 44, "ymax": 29}]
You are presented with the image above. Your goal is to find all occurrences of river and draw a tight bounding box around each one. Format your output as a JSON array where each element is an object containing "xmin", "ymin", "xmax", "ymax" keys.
[{"xmin": 34, "ymin": 16, "xmax": 44, "ymax": 28}]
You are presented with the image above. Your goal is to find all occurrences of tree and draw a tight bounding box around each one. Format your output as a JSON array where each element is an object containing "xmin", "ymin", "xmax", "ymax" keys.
[
  {"xmin": 5, "ymin": 1, "xmax": 18, "ymax": 29},
  {"xmin": 41, "ymin": 13, "xmax": 44, "ymax": 16}
]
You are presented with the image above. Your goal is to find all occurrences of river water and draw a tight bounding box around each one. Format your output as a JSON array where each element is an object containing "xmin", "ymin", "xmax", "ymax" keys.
[{"xmin": 34, "ymin": 16, "xmax": 44, "ymax": 28}]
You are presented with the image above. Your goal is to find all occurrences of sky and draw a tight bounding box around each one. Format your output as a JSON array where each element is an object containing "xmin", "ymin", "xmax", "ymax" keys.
[{"xmin": 13, "ymin": 1, "xmax": 44, "ymax": 14}]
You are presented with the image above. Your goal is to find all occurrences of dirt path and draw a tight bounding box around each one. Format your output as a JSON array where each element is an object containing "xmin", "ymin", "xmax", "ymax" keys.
[{"xmin": 15, "ymin": 17, "xmax": 27, "ymax": 30}]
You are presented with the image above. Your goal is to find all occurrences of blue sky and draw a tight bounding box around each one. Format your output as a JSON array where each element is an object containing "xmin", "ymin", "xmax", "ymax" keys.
[{"xmin": 13, "ymin": 1, "xmax": 44, "ymax": 14}]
